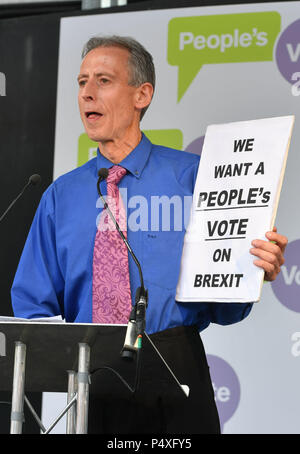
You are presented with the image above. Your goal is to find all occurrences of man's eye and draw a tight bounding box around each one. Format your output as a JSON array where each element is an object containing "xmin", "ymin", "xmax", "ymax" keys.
[
  {"xmin": 100, "ymin": 78, "xmax": 110, "ymax": 84},
  {"xmin": 78, "ymin": 80, "xmax": 86, "ymax": 87}
]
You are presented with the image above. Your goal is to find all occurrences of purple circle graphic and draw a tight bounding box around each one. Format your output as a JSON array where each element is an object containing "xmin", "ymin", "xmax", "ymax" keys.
[
  {"xmin": 276, "ymin": 19, "xmax": 300, "ymax": 84},
  {"xmin": 271, "ymin": 239, "xmax": 300, "ymax": 313},
  {"xmin": 185, "ymin": 135, "xmax": 204, "ymax": 156},
  {"xmin": 207, "ymin": 354, "xmax": 240, "ymax": 432}
]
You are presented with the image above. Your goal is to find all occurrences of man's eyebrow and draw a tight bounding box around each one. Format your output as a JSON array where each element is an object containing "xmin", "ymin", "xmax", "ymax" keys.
[
  {"xmin": 77, "ymin": 72, "xmax": 115, "ymax": 81},
  {"xmin": 77, "ymin": 73, "xmax": 87, "ymax": 80}
]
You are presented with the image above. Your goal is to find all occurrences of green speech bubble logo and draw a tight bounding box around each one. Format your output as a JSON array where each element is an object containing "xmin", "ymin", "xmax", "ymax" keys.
[
  {"xmin": 168, "ymin": 11, "xmax": 281, "ymax": 102},
  {"xmin": 143, "ymin": 129, "xmax": 183, "ymax": 150},
  {"xmin": 78, "ymin": 133, "xmax": 98, "ymax": 167}
]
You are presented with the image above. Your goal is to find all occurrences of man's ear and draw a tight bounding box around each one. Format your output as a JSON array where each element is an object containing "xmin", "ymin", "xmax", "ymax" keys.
[{"xmin": 134, "ymin": 82, "xmax": 154, "ymax": 111}]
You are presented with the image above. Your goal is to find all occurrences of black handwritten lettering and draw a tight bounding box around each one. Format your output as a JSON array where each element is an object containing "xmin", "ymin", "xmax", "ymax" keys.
[
  {"xmin": 233, "ymin": 138, "xmax": 255, "ymax": 152},
  {"xmin": 255, "ymin": 162, "xmax": 265, "ymax": 175},
  {"xmin": 214, "ymin": 162, "xmax": 253, "ymax": 178},
  {"xmin": 213, "ymin": 249, "xmax": 232, "ymax": 262},
  {"xmin": 207, "ymin": 219, "xmax": 249, "ymax": 237},
  {"xmin": 197, "ymin": 188, "xmax": 270, "ymax": 209},
  {"xmin": 194, "ymin": 273, "xmax": 243, "ymax": 287}
]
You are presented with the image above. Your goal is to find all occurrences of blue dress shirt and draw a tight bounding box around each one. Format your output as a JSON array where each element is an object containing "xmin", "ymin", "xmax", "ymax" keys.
[{"xmin": 11, "ymin": 134, "xmax": 252, "ymax": 334}]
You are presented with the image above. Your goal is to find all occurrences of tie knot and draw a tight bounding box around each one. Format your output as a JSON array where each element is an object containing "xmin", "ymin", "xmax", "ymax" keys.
[{"xmin": 107, "ymin": 165, "xmax": 127, "ymax": 185}]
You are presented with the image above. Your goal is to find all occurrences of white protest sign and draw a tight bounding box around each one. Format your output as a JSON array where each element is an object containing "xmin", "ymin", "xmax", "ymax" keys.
[{"xmin": 176, "ymin": 115, "xmax": 294, "ymax": 303}]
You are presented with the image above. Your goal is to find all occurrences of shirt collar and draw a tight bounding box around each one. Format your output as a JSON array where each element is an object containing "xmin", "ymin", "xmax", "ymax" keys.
[{"xmin": 96, "ymin": 133, "xmax": 152, "ymax": 179}]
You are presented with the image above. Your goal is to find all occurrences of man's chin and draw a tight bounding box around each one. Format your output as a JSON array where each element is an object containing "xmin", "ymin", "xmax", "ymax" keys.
[{"xmin": 84, "ymin": 129, "xmax": 107, "ymax": 144}]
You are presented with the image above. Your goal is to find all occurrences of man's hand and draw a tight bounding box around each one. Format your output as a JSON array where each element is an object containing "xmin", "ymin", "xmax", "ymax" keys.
[{"xmin": 250, "ymin": 227, "xmax": 288, "ymax": 282}]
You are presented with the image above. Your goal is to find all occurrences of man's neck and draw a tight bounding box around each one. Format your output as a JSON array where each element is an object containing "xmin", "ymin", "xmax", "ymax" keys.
[{"xmin": 98, "ymin": 130, "xmax": 142, "ymax": 164}]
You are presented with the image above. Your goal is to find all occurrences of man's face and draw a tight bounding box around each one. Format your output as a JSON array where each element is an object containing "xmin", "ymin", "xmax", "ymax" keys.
[{"xmin": 77, "ymin": 46, "xmax": 140, "ymax": 144}]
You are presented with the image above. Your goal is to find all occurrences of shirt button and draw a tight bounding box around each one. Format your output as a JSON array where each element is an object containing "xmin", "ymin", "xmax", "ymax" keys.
[{"xmin": 134, "ymin": 170, "xmax": 139, "ymax": 175}]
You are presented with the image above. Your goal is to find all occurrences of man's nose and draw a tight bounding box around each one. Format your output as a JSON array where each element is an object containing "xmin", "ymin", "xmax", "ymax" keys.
[{"xmin": 81, "ymin": 79, "xmax": 97, "ymax": 100}]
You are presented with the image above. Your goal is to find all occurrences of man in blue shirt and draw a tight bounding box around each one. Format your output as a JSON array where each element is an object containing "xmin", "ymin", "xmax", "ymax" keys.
[{"xmin": 11, "ymin": 36, "xmax": 287, "ymax": 433}]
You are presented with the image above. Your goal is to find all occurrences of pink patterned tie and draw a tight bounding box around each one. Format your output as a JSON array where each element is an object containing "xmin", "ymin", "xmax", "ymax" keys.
[{"xmin": 92, "ymin": 165, "xmax": 132, "ymax": 323}]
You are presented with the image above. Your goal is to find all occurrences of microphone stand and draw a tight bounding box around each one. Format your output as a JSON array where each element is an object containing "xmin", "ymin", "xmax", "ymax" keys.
[
  {"xmin": 0, "ymin": 175, "xmax": 41, "ymax": 223},
  {"xmin": 94, "ymin": 174, "xmax": 188, "ymax": 399}
]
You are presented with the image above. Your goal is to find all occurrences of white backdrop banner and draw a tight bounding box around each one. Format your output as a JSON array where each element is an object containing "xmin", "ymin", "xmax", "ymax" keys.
[{"xmin": 48, "ymin": 1, "xmax": 300, "ymax": 434}]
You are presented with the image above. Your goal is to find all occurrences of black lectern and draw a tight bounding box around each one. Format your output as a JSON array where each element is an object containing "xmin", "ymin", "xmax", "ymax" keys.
[{"xmin": 0, "ymin": 321, "xmax": 188, "ymax": 434}]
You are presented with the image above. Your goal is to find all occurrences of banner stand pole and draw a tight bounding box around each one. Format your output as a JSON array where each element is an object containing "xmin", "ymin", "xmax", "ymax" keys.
[
  {"xmin": 10, "ymin": 341, "xmax": 26, "ymax": 434},
  {"xmin": 66, "ymin": 370, "xmax": 77, "ymax": 434},
  {"xmin": 75, "ymin": 343, "xmax": 90, "ymax": 434}
]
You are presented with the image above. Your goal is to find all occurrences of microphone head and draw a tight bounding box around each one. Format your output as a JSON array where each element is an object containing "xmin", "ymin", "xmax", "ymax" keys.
[
  {"xmin": 29, "ymin": 174, "xmax": 41, "ymax": 186},
  {"xmin": 98, "ymin": 168, "xmax": 109, "ymax": 180}
]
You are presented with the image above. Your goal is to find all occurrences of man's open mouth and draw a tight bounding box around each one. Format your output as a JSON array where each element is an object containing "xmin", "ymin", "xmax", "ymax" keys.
[{"xmin": 85, "ymin": 111, "xmax": 103, "ymax": 120}]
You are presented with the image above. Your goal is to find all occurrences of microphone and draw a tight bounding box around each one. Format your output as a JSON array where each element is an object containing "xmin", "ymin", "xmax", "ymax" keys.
[
  {"xmin": 29, "ymin": 174, "xmax": 41, "ymax": 186},
  {"xmin": 98, "ymin": 167, "xmax": 109, "ymax": 181},
  {"xmin": 97, "ymin": 168, "xmax": 148, "ymax": 359},
  {"xmin": 0, "ymin": 174, "xmax": 41, "ymax": 223}
]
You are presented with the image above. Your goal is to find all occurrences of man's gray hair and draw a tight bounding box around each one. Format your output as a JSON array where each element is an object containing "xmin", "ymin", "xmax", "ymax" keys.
[{"xmin": 81, "ymin": 35, "xmax": 155, "ymax": 120}]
